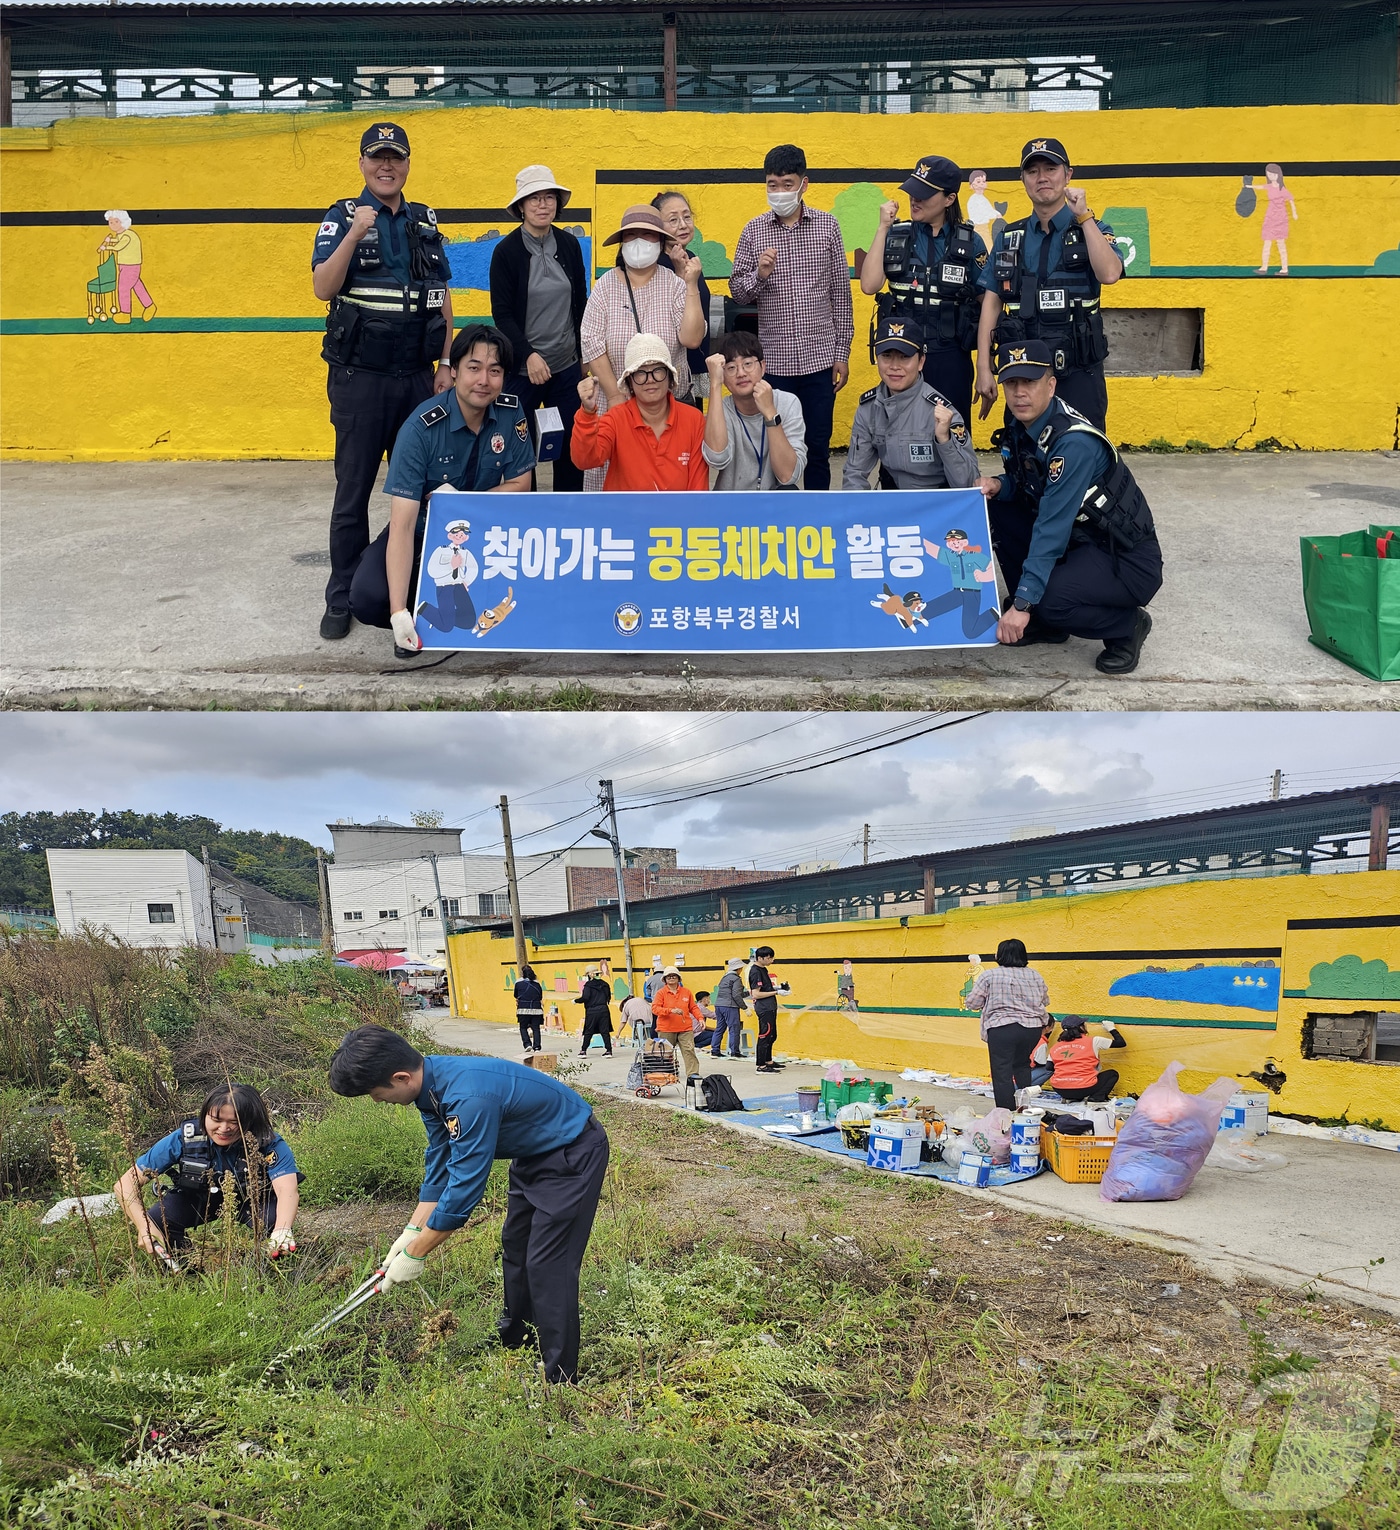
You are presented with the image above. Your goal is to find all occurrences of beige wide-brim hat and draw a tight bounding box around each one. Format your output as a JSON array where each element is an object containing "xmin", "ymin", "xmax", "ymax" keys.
[
  {"xmin": 603, "ymin": 203, "xmax": 666, "ymax": 245},
  {"xmin": 510, "ymin": 164, "xmax": 571, "ymax": 218},
  {"xmin": 662, "ymin": 965, "xmax": 682, "ymax": 978},
  {"xmin": 621, "ymin": 331, "xmax": 677, "ymax": 389}
]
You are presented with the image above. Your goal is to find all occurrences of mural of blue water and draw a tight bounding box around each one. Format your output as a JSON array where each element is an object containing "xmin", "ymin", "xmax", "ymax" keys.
[
  {"xmin": 1108, "ymin": 965, "xmax": 1280, "ymax": 1011},
  {"xmin": 446, "ymin": 237, "xmax": 592, "ymax": 292}
]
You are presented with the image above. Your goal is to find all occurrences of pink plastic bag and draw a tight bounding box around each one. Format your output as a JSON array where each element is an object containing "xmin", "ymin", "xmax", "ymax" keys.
[
  {"xmin": 966, "ymin": 1107, "xmax": 1012, "ymax": 1165},
  {"xmin": 1100, "ymin": 1062, "xmax": 1235, "ymax": 1203}
]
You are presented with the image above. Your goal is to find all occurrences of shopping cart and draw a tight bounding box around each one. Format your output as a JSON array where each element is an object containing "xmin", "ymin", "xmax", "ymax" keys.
[{"xmin": 628, "ymin": 1039, "xmax": 680, "ymax": 1098}]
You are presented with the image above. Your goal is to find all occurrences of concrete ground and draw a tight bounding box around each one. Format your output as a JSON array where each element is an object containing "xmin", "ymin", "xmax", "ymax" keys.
[
  {"xmin": 2, "ymin": 453, "xmax": 1397, "ymax": 710},
  {"xmin": 421, "ymin": 1011, "xmax": 1400, "ymax": 1317}
]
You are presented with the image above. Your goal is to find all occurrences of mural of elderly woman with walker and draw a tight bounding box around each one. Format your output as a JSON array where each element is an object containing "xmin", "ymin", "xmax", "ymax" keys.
[
  {"xmin": 1253, "ymin": 164, "xmax": 1298, "ymax": 276},
  {"xmin": 99, "ymin": 210, "xmax": 158, "ymax": 323}
]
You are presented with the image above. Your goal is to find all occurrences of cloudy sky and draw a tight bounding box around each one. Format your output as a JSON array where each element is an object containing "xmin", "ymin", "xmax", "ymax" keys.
[{"xmin": 0, "ymin": 712, "xmax": 1396, "ymax": 869}]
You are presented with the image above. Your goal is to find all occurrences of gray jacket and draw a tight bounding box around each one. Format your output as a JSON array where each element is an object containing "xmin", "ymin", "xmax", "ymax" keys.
[
  {"xmin": 842, "ymin": 380, "xmax": 979, "ymax": 491},
  {"xmin": 714, "ymin": 970, "xmax": 749, "ymax": 1009}
]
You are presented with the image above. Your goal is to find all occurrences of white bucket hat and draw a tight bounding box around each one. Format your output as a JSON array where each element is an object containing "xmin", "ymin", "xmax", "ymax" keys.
[
  {"xmin": 510, "ymin": 164, "xmax": 571, "ymax": 218},
  {"xmin": 621, "ymin": 331, "xmax": 677, "ymax": 390},
  {"xmin": 662, "ymin": 964, "xmax": 682, "ymax": 978}
]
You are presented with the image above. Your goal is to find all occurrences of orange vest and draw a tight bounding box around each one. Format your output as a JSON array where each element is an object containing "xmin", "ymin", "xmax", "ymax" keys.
[{"xmin": 1049, "ymin": 1034, "xmax": 1099, "ymax": 1090}]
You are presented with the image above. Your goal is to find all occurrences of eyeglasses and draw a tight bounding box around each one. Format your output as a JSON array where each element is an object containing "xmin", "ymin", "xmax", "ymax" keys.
[{"xmin": 629, "ymin": 365, "xmax": 671, "ymax": 385}]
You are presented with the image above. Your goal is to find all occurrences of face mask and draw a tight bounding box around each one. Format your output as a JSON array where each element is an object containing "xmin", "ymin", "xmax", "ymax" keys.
[
  {"xmin": 767, "ymin": 185, "xmax": 804, "ymax": 217},
  {"xmin": 620, "ymin": 237, "xmax": 660, "ymax": 270}
]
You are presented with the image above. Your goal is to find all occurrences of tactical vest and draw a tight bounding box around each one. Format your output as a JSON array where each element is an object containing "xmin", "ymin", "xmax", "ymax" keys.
[
  {"xmin": 165, "ymin": 1117, "xmax": 231, "ymax": 1195},
  {"xmin": 991, "ymin": 214, "xmax": 1109, "ymax": 374},
  {"xmin": 873, "ymin": 220, "xmax": 981, "ymax": 355},
  {"xmin": 992, "ymin": 400, "xmax": 1155, "ymax": 555},
  {"xmin": 321, "ymin": 198, "xmax": 449, "ymax": 376}
]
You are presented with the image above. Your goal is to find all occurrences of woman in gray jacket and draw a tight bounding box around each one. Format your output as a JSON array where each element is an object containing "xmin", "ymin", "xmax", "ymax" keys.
[{"xmin": 710, "ymin": 957, "xmax": 749, "ymax": 1059}]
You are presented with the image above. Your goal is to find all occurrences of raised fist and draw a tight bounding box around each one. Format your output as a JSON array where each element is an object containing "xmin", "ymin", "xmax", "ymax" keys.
[
  {"xmin": 757, "ymin": 248, "xmax": 778, "ymax": 280},
  {"xmin": 932, "ymin": 400, "xmax": 954, "ymax": 442},
  {"xmin": 577, "ymin": 374, "xmax": 600, "ymax": 413},
  {"xmin": 878, "ymin": 199, "xmax": 900, "ymax": 228}
]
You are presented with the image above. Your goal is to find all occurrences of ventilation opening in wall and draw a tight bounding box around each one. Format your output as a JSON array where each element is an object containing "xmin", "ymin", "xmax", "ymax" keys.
[
  {"xmin": 1103, "ymin": 309, "xmax": 1204, "ymax": 376},
  {"xmin": 1302, "ymin": 1010, "xmax": 1400, "ymax": 1064}
]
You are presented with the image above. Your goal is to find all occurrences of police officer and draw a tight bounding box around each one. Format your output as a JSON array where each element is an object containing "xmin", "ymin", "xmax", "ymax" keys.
[
  {"xmin": 349, "ymin": 323, "xmax": 534, "ymax": 657},
  {"xmin": 975, "ymin": 137, "xmax": 1122, "ymax": 430},
  {"xmin": 312, "ymin": 121, "xmax": 454, "ymax": 641},
  {"xmin": 860, "ymin": 154, "xmax": 987, "ymax": 426},
  {"xmin": 977, "ymin": 341, "xmax": 1161, "ymax": 675},
  {"xmin": 843, "ymin": 317, "xmax": 979, "ymax": 491}
]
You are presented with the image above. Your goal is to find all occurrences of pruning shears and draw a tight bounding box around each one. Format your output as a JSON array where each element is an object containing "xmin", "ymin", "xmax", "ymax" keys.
[{"xmin": 260, "ymin": 1265, "xmax": 386, "ymax": 1383}]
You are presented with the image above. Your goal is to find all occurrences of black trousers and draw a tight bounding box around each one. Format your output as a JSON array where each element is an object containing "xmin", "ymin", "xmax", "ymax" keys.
[
  {"xmin": 498, "ymin": 1115, "xmax": 610, "ymax": 1384},
  {"xmin": 579, "ymin": 1015, "xmax": 613, "ymax": 1055},
  {"xmin": 986, "ymin": 1024, "xmax": 1041, "ymax": 1111},
  {"xmin": 766, "ymin": 368, "xmax": 836, "ymax": 491},
  {"xmin": 754, "ymin": 1004, "xmax": 778, "ymax": 1066},
  {"xmin": 922, "ymin": 586, "xmax": 999, "ymax": 639},
  {"xmin": 325, "ymin": 364, "xmax": 435, "ymax": 609},
  {"xmin": 1055, "ymin": 1070, "xmax": 1120, "ymax": 1104},
  {"xmin": 509, "ymin": 361, "xmax": 585, "ymax": 493},
  {"xmin": 517, "ymin": 1015, "xmax": 542, "ymax": 1050},
  {"xmin": 989, "ymin": 504, "xmax": 1163, "ymax": 643},
  {"xmin": 348, "ymin": 520, "xmax": 424, "ymax": 630},
  {"xmin": 147, "ymin": 1184, "xmax": 274, "ymax": 1249},
  {"xmin": 922, "ymin": 346, "xmax": 974, "ymax": 428}
]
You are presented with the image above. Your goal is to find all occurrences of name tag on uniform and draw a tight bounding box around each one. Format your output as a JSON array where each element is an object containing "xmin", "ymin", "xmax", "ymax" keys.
[
  {"xmin": 426, "ymin": 287, "xmax": 446, "ymax": 309},
  {"xmin": 940, "ymin": 263, "xmax": 967, "ymax": 285},
  {"xmin": 909, "ymin": 442, "xmax": 935, "ymax": 463},
  {"xmin": 1038, "ymin": 288, "xmax": 1067, "ymax": 312}
]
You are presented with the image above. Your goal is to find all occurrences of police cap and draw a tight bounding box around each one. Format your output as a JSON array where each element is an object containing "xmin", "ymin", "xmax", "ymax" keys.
[
  {"xmin": 873, "ymin": 316, "xmax": 926, "ymax": 356},
  {"xmin": 1020, "ymin": 137, "xmax": 1069, "ymax": 170},
  {"xmin": 899, "ymin": 155, "xmax": 963, "ymax": 197},
  {"xmin": 361, "ymin": 122, "xmax": 410, "ymax": 158},
  {"xmin": 996, "ymin": 339, "xmax": 1054, "ymax": 380},
  {"xmin": 445, "ymin": 519, "xmax": 471, "ymax": 535}
]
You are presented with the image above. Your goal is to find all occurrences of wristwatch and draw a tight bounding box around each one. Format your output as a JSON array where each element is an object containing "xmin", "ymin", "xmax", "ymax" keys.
[
  {"xmin": 764, "ymin": 413, "xmax": 782, "ymax": 427},
  {"xmin": 1012, "ymin": 597, "xmax": 1032, "ymax": 613}
]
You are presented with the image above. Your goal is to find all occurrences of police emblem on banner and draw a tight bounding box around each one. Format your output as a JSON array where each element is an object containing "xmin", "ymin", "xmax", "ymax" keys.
[
  {"xmin": 1048, "ymin": 456, "xmax": 1066, "ymax": 484},
  {"xmin": 613, "ymin": 603, "xmax": 643, "ymax": 636},
  {"xmin": 490, "ymin": 433, "xmax": 505, "ymax": 454},
  {"xmin": 446, "ymin": 1114, "xmax": 461, "ymax": 1140}
]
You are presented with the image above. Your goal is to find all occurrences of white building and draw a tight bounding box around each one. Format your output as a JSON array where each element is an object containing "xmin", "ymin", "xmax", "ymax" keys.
[
  {"xmin": 46, "ymin": 849, "xmax": 246, "ymax": 953},
  {"xmin": 325, "ymin": 819, "xmax": 614, "ymax": 957}
]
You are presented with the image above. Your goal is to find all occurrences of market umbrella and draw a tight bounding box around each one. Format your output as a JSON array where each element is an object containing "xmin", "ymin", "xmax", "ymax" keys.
[{"xmin": 347, "ymin": 950, "xmax": 410, "ymax": 971}]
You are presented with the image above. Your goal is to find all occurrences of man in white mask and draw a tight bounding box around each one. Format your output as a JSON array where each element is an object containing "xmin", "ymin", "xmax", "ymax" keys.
[{"xmin": 729, "ymin": 144, "xmax": 854, "ymax": 491}]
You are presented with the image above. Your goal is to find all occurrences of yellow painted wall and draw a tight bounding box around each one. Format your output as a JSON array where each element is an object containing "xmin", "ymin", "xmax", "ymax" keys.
[
  {"xmin": 447, "ymin": 870, "xmax": 1400, "ymax": 1127},
  {"xmin": 2, "ymin": 103, "xmax": 1397, "ymax": 459}
]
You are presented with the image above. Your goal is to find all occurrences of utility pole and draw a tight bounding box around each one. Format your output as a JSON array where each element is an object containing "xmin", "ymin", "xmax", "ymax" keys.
[
  {"xmin": 862, "ymin": 823, "xmax": 870, "ymax": 865},
  {"xmin": 200, "ymin": 844, "xmax": 220, "ymax": 952},
  {"xmin": 499, "ymin": 795, "xmax": 528, "ymax": 973},
  {"xmin": 427, "ymin": 852, "xmax": 461, "ymax": 1017},
  {"xmin": 1270, "ymin": 769, "xmax": 1283, "ymax": 801},
  {"xmin": 316, "ymin": 847, "xmax": 334, "ymax": 956},
  {"xmin": 597, "ymin": 779, "xmax": 634, "ymax": 997}
]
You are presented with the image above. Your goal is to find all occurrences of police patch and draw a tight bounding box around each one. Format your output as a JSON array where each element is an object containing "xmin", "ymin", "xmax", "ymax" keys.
[
  {"xmin": 318, "ymin": 220, "xmax": 340, "ymax": 238},
  {"xmin": 515, "ymin": 418, "xmax": 529, "ymax": 441},
  {"xmin": 446, "ymin": 1115, "xmax": 461, "ymax": 1140},
  {"xmin": 490, "ymin": 433, "xmax": 505, "ymax": 455},
  {"xmin": 952, "ymin": 423, "xmax": 968, "ymax": 443},
  {"xmin": 1047, "ymin": 456, "xmax": 1066, "ymax": 484},
  {"xmin": 910, "ymin": 442, "xmax": 935, "ymax": 463},
  {"xmin": 426, "ymin": 287, "xmax": 445, "ymax": 310}
]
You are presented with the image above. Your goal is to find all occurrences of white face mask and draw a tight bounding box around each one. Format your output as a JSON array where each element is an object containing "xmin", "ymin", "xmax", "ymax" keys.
[
  {"xmin": 767, "ymin": 185, "xmax": 804, "ymax": 217},
  {"xmin": 620, "ymin": 237, "xmax": 661, "ymax": 270}
]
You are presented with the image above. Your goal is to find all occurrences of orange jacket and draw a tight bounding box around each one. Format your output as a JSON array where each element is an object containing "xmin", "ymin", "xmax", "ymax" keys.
[
  {"xmin": 1048, "ymin": 1034, "xmax": 1100, "ymax": 1090},
  {"xmin": 571, "ymin": 396, "xmax": 708, "ymax": 492},
  {"xmin": 652, "ymin": 983, "xmax": 704, "ymax": 1033}
]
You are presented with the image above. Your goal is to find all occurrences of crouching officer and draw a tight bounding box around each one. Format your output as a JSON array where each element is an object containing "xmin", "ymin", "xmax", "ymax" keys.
[
  {"xmin": 843, "ymin": 317, "xmax": 980, "ymax": 490},
  {"xmin": 978, "ymin": 341, "xmax": 1161, "ymax": 675},
  {"xmin": 975, "ymin": 136, "xmax": 1121, "ymax": 430},
  {"xmin": 329, "ymin": 1024, "xmax": 611, "ymax": 1385},
  {"xmin": 312, "ymin": 121, "xmax": 454, "ymax": 642},
  {"xmin": 859, "ymin": 154, "xmax": 987, "ymax": 426},
  {"xmin": 113, "ymin": 1083, "xmax": 302, "ymax": 1264},
  {"xmin": 349, "ymin": 323, "xmax": 534, "ymax": 658}
]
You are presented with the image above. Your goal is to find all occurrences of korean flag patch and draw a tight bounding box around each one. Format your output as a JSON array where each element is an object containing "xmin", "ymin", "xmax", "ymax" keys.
[
  {"xmin": 1047, "ymin": 456, "xmax": 1066, "ymax": 484},
  {"xmin": 446, "ymin": 1115, "xmax": 461, "ymax": 1140},
  {"xmin": 318, "ymin": 220, "xmax": 340, "ymax": 238}
]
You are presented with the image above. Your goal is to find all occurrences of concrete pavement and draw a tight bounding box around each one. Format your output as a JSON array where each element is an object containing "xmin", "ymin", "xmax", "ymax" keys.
[
  {"xmin": 420, "ymin": 1011, "xmax": 1400, "ymax": 1317},
  {"xmin": 2, "ymin": 453, "xmax": 1397, "ymax": 710}
]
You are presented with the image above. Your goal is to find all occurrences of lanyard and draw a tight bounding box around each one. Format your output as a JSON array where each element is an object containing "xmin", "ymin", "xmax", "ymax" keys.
[{"xmin": 736, "ymin": 408, "xmax": 766, "ymax": 481}]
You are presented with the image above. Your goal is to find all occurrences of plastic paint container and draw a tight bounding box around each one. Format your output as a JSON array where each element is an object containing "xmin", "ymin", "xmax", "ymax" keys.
[
  {"xmin": 1011, "ymin": 1146, "xmax": 1041, "ymax": 1175},
  {"xmin": 1010, "ymin": 1113, "xmax": 1043, "ymax": 1149},
  {"xmin": 1220, "ymin": 1092, "xmax": 1269, "ymax": 1135},
  {"xmin": 956, "ymin": 1151, "xmax": 992, "ymax": 1187},
  {"xmin": 796, "ymin": 1088, "xmax": 821, "ymax": 1113}
]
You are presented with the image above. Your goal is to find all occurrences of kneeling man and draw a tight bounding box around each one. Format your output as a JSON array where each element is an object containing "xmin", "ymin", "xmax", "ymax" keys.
[{"xmin": 329, "ymin": 1024, "xmax": 609, "ymax": 1384}]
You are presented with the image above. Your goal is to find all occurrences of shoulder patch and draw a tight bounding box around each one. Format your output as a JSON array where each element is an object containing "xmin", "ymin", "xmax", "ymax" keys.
[
  {"xmin": 859, "ymin": 385, "xmax": 880, "ymax": 404},
  {"xmin": 515, "ymin": 417, "xmax": 529, "ymax": 442},
  {"xmin": 951, "ymin": 422, "xmax": 969, "ymax": 444},
  {"xmin": 496, "ymin": 392, "xmax": 519, "ymax": 410},
  {"xmin": 318, "ymin": 219, "xmax": 340, "ymax": 238},
  {"xmin": 921, "ymin": 384, "xmax": 952, "ymax": 409},
  {"xmin": 418, "ymin": 404, "xmax": 450, "ymax": 427},
  {"xmin": 1047, "ymin": 456, "xmax": 1066, "ymax": 484}
]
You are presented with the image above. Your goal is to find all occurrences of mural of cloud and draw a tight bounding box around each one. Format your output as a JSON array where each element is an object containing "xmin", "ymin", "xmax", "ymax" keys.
[
  {"xmin": 1109, "ymin": 964, "xmax": 1280, "ymax": 1011},
  {"xmin": 1305, "ymin": 954, "xmax": 1400, "ymax": 1001}
]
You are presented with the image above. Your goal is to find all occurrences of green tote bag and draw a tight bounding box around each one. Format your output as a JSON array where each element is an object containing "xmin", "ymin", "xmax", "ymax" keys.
[{"xmin": 1299, "ymin": 523, "xmax": 1400, "ymax": 682}]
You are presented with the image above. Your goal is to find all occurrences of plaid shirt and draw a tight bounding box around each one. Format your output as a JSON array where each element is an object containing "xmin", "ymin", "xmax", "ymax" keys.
[
  {"xmin": 729, "ymin": 205, "xmax": 854, "ymax": 376},
  {"xmin": 965, "ymin": 965, "xmax": 1049, "ymax": 1041}
]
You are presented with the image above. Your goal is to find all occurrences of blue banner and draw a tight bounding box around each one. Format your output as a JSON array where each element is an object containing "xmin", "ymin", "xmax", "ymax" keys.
[{"xmin": 410, "ymin": 489, "xmax": 1001, "ymax": 653}]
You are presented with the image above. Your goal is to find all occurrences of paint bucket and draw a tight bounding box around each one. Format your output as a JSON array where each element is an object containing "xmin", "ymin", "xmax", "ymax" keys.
[
  {"xmin": 1221, "ymin": 1092, "xmax": 1269, "ymax": 1135},
  {"xmin": 1010, "ymin": 1112, "xmax": 1043, "ymax": 1149},
  {"xmin": 956, "ymin": 1151, "xmax": 992, "ymax": 1187},
  {"xmin": 1011, "ymin": 1146, "xmax": 1041, "ymax": 1175},
  {"xmin": 796, "ymin": 1088, "xmax": 821, "ymax": 1114}
]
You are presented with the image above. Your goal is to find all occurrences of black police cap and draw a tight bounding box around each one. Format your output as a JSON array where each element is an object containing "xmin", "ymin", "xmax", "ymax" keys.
[
  {"xmin": 1020, "ymin": 136, "xmax": 1069, "ymax": 169},
  {"xmin": 873, "ymin": 316, "xmax": 926, "ymax": 356},
  {"xmin": 361, "ymin": 122, "xmax": 410, "ymax": 158},
  {"xmin": 996, "ymin": 340, "xmax": 1054, "ymax": 379},
  {"xmin": 898, "ymin": 155, "xmax": 963, "ymax": 197}
]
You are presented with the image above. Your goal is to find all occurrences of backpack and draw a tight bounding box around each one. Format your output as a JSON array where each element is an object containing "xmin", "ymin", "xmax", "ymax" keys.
[{"xmin": 698, "ymin": 1074, "xmax": 746, "ymax": 1113}]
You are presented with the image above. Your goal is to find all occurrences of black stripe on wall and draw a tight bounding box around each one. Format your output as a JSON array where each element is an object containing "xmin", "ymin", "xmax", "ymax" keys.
[
  {"xmin": 0, "ymin": 206, "xmax": 592, "ymax": 228},
  {"xmin": 598, "ymin": 161, "xmax": 1399, "ymax": 184},
  {"xmin": 502, "ymin": 945, "xmax": 1283, "ymax": 968},
  {"xmin": 1286, "ymin": 913, "xmax": 1400, "ymax": 930}
]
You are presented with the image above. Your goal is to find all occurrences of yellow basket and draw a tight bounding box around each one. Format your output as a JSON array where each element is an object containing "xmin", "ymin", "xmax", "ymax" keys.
[{"xmin": 1041, "ymin": 1127, "xmax": 1117, "ymax": 1184}]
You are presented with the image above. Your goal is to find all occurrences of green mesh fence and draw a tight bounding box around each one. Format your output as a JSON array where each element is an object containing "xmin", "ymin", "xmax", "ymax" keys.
[{"xmin": 5, "ymin": 0, "xmax": 1395, "ymax": 125}]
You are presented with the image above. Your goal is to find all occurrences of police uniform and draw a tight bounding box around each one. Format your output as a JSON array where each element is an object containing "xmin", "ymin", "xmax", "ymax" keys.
[
  {"xmin": 843, "ymin": 318, "xmax": 980, "ymax": 491},
  {"xmin": 134, "ymin": 1118, "xmax": 300, "ymax": 1249},
  {"xmin": 873, "ymin": 154, "xmax": 987, "ymax": 425},
  {"xmin": 977, "ymin": 137, "xmax": 1121, "ymax": 430},
  {"xmin": 988, "ymin": 342, "xmax": 1161, "ymax": 672},
  {"xmin": 313, "ymin": 121, "xmax": 452, "ymax": 628},
  {"xmin": 348, "ymin": 385, "xmax": 535, "ymax": 631}
]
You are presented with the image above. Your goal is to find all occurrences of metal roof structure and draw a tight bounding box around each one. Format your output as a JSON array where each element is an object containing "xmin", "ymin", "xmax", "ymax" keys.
[{"xmin": 490, "ymin": 781, "xmax": 1399, "ymax": 946}]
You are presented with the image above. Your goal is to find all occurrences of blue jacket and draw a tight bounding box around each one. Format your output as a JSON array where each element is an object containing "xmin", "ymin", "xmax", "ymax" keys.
[{"xmin": 415, "ymin": 1055, "xmax": 594, "ymax": 1231}]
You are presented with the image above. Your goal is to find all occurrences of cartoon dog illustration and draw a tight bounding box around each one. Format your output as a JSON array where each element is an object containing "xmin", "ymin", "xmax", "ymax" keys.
[
  {"xmin": 472, "ymin": 586, "xmax": 516, "ymax": 638},
  {"xmin": 871, "ymin": 583, "xmax": 928, "ymax": 632}
]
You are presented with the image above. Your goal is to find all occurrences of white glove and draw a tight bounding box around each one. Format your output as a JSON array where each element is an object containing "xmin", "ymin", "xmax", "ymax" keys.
[
  {"xmin": 267, "ymin": 1228, "xmax": 298, "ymax": 1258},
  {"xmin": 382, "ymin": 1249, "xmax": 425, "ymax": 1287},
  {"xmin": 390, "ymin": 609, "xmax": 421, "ymax": 652},
  {"xmin": 1101, "ymin": 1019, "xmax": 1117, "ymax": 1032},
  {"xmin": 385, "ymin": 1223, "xmax": 421, "ymax": 1265}
]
